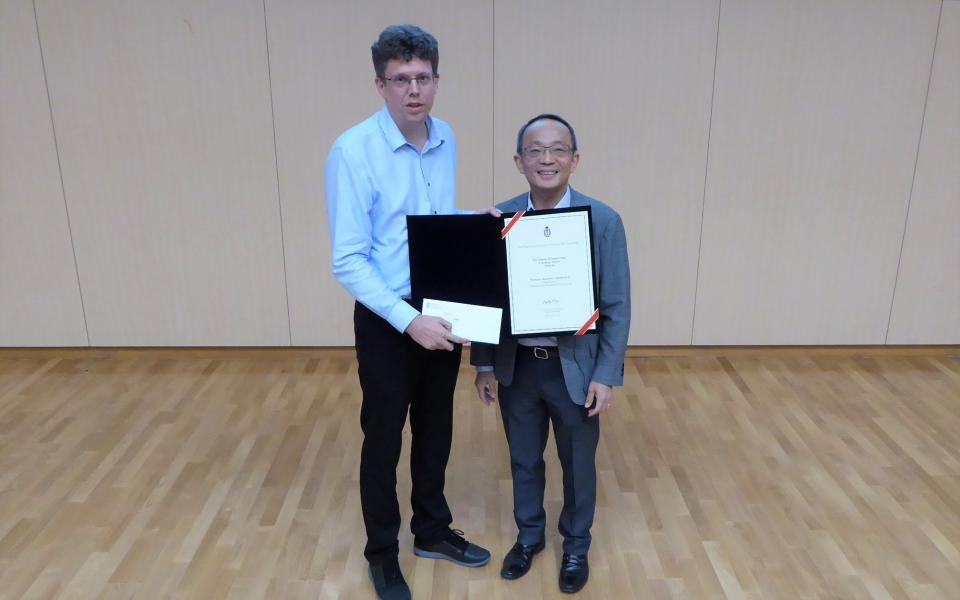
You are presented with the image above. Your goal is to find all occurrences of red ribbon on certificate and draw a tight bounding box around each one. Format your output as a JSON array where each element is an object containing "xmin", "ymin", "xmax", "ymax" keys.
[
  {"xmin": 574, "ymin": 309, "xmax": 600, "ymax": 336},
  {"xmin": 500, "ymin": 210, "xmax": 525, "ymax": 238}
]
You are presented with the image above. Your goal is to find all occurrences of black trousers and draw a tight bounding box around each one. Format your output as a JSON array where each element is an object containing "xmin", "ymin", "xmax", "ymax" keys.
[{"xmin": 354, "ymin": 302, "xmax": 461, "ymax": 564}]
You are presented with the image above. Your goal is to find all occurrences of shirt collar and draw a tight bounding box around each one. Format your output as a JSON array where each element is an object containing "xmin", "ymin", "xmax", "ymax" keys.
[
  {"xmin": 526, "ymin": 186, "xmax": 572, "ymax": 211},
  {"xmin": 377, "ymin": 105, "xmax": 444, "ymax": 152}
]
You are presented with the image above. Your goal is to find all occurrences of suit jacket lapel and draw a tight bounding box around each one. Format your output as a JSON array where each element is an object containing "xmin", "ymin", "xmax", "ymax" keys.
[
  {"xmin": 502, "ymin": 194, "xmax": 526, "ymax": 212},
  {"xmin": 569, "ymin": 187, "xmax": 589, "ymax": 208}
]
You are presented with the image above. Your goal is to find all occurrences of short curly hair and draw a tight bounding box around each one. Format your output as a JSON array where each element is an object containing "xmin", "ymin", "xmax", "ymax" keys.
[{"xmin": 371, "ymin": 25, "xmax": 439, "ymax": 80}]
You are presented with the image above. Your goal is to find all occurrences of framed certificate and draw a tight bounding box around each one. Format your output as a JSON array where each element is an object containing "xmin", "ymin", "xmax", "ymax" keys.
[
  {"xmin": 407, "ymin": 206, "xmax": 599, "ymax": 339},
  {"xmin": 502, "ymin": 207, "xmax": 599, "ymax": 337}
]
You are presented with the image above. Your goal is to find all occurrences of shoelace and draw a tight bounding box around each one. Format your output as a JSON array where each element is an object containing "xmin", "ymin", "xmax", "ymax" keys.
[
  {"xmin": 562, "ymin": 555, "xmax": 586, "ymax": 571},
  {"xmin": 446, "ymin": 528, "xmax": 469, "ymax": 550}
]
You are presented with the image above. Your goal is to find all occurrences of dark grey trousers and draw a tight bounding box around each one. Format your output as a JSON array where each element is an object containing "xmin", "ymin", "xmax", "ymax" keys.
[{"xmin": 498, "ymin": 350, "xmax": 600, "ymax": 555}]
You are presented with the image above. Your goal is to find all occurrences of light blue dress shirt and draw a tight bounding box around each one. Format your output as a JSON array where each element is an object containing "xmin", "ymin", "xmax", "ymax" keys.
[{"xmin": 326, "ymin": 106, "xmax": 457, "ymax": 333}]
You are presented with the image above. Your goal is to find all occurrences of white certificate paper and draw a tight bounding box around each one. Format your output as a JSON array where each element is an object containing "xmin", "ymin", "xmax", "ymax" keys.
[
  {"xmin": 504, "ymin": 209, "xmax": 597, "ymax": 336},
  {"xmin": 421, "ymin": 299, "xmax": 503, "ymax": 344}
]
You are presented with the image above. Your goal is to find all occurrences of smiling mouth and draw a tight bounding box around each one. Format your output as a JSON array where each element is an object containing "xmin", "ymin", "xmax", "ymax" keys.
[{"xmin": 538, "ymin": 170, "xmax": 559, "ymax": 176}]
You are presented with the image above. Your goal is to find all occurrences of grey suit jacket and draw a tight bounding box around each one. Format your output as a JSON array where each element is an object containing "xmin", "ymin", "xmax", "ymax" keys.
[{"xmin": 470, "ymin": 188, "xmax": 631, "ymax": 405}]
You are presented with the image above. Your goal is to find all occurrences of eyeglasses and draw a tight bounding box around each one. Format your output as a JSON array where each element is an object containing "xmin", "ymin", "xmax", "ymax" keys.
[
  {"xmin": 521, "ymin": 145, "xmax": 573, "ymax": 160},
  {"xmin": 382, "ymin": 73, "xmax": 436, "ymax": 89}
]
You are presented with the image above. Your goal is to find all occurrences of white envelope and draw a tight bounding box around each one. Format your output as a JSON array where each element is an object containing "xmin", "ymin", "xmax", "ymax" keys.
[{"xmin": 421, "ymin": 299, "xmax": 503, "ymax": 344}]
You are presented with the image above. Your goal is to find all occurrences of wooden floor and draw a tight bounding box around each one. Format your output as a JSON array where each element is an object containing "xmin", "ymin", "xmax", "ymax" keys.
[{"xmin": 0, "ymin": 349, "xmax": 958, "ymax": 599}]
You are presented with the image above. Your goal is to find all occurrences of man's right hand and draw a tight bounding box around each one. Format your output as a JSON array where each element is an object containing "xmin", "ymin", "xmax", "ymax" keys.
[
  {"xmin": 475, "ymin": 371, "xmax": 497, "ymax": 405},
  {"xmin": 405, "ymin": 315, "xmax": 467, "ymax": 350},
  {"xmin": 474, "ymin": 206, "xmax": 503, "ymax": 218}
]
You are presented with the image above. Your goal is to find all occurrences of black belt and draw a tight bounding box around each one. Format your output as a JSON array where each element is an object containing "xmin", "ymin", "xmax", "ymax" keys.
[{"xmin": 518, "ymin": 345, "xmax": 559, "ymax": 360}]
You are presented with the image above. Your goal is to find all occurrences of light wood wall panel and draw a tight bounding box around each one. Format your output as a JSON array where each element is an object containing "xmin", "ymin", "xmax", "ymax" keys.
[
  {"xmin": 0, "ymin": 0, "xmax": 87, "ymax": 346},
  {"xmin": 494, "ymin": 0, "xmax": 719, "ymax": 344},
  {"xmin": 35, "ymin": 0, "xmax": 290, "ymax": 346},
  {"xmin": 5, "ymin": 0, "xmax": 955, "ymax": 348},
  {"xmin": 693, "ymin": 0, "xmax": 941, "ymax": 344},
  {"xmin": 267, "ymin": 1, "xmax": 494, "ymax": 345},
  {"xmin": 888, "ymin": 3, "xmax": 960, "ymax": 344}
]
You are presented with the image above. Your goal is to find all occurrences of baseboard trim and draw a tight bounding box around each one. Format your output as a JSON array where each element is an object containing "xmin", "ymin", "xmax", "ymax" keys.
[{"xmin": 0, "ymin": 345, "xmax": 957, "ymax": 360}]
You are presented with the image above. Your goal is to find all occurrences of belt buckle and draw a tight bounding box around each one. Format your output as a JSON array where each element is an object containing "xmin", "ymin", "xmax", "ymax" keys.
[{"xmin": 533, "ymin": 347, "xmax": 549, "ymax": 360}]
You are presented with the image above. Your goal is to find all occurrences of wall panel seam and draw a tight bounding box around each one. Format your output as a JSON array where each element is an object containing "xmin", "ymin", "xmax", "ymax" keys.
[
  {"xmin": 32, "ymin": 0, "xmax": 91, "ymax": 346},
  {"xmin": 689, "ymin": 0, "xmax": 722, "ymax": 345},
  {"xmin": 492, "ymin": 0, "xmax": 496, "ymax": 207},
  {"xmin": 884, "ymin": 0, "xmax": 944, "ymax": 343},
  {"xmin": 262, "ymin": 0, "xmax": 293, "ymax": 346}
]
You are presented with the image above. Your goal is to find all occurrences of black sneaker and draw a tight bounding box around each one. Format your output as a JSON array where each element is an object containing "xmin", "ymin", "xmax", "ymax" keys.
[
  {"xmin": 368, "ymin": 558, "xmax": 411, "ymax": 600},
  {"xmin": 413, "ymin": 528, "xmax": 491, "ymax": 567}
]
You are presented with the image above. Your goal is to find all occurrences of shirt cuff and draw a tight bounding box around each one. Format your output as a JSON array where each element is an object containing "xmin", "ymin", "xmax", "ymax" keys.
[
  {"xmin": 386, "ymin": 300, "xmax": 420, "ymax": 334},
  {"xmin": 475, "ymin": 366, "xmax": 494, "ymax": 373}
]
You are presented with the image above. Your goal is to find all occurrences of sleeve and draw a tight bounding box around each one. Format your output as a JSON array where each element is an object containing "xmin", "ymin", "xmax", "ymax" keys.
[
  {"xmin": 589, "ymin": 213, "xmax": 631, "ymax": 387},
  {"xmin": 325, "ymin": 145, "xmax": 419, "ymax": 333},
  {"xmin": 470, "ymin": 341, "xmax": 496, "ymax": 368}
]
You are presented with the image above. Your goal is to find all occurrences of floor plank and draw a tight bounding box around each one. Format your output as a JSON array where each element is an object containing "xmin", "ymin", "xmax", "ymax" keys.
[{"xmin": 0, "ymin": 350, "xmax": 958, "ymax": 599}]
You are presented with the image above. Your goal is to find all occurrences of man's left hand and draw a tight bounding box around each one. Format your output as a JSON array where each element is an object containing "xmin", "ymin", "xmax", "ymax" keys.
[
  {"xmin": 474, "ymin": 206, "xmax": 502, "ymax": 217},
  {"xmin": 584, "ymin": 381, "xmax": 613, "ymax": 417},
  {"xmin": 474, "ymin": 371, "xmax": 498, "ymax": 405}
]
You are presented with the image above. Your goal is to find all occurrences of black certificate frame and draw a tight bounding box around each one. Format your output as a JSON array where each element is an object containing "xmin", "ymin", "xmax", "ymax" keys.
[
  {"xmin": 502, "ymin": 206, "xmax": 600, "ymax": 338},
  {"xmin": 407, "ymin": 205, "xmax": 599, "ymax": 339}
]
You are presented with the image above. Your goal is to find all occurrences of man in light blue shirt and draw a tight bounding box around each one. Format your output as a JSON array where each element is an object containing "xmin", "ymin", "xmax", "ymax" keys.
[
  {"xmin": 325, "ymin": 24, "xmax": 496, "ymax": 600},
  {"xmin": 326, "ymin": 99, "xmax": 455, "ymax": 336}
]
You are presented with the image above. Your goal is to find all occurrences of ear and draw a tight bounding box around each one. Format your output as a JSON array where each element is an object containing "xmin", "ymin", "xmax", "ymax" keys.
[
  {"xmin": 569, "ymin": 152, "xmax": 580, "ymax": 173},
  {"xmin": 375, "ymin": 77, "xmax": 386, "ymax": 99},
  {"xmin": 514, "ymin": 154, "xmax": 525, "ymax": 173}
]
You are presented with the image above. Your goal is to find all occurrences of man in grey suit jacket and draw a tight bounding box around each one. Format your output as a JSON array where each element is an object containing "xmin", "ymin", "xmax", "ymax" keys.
[{"xmin": 472, "ymin": 114, "xmax": 630, "ymax": 594}]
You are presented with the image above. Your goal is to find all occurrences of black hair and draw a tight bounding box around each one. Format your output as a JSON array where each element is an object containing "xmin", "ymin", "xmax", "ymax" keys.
[
  {"xmin": 371, "ymin": 24, "xmax": 439, "ymax": 80},
  {"xmin": 516, "ymin": 113, "xmax": 578, "ymax": 154}
]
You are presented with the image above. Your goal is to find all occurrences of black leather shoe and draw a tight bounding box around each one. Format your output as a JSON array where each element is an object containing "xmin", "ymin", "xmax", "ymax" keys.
[
  {"xmin": 500, "ymin": 540, "xmax": 546, "ymax": 580},
  {"xmin": 413, "ymin": 528, "xmax": 491, "ymax": 567},
  {"xmin": 559, "ymin": 553, "xmax": 589, "ymax": 593},
  {"xmin": 368, "ymin": 559, "xmax": 411, "ymax": 600}
]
